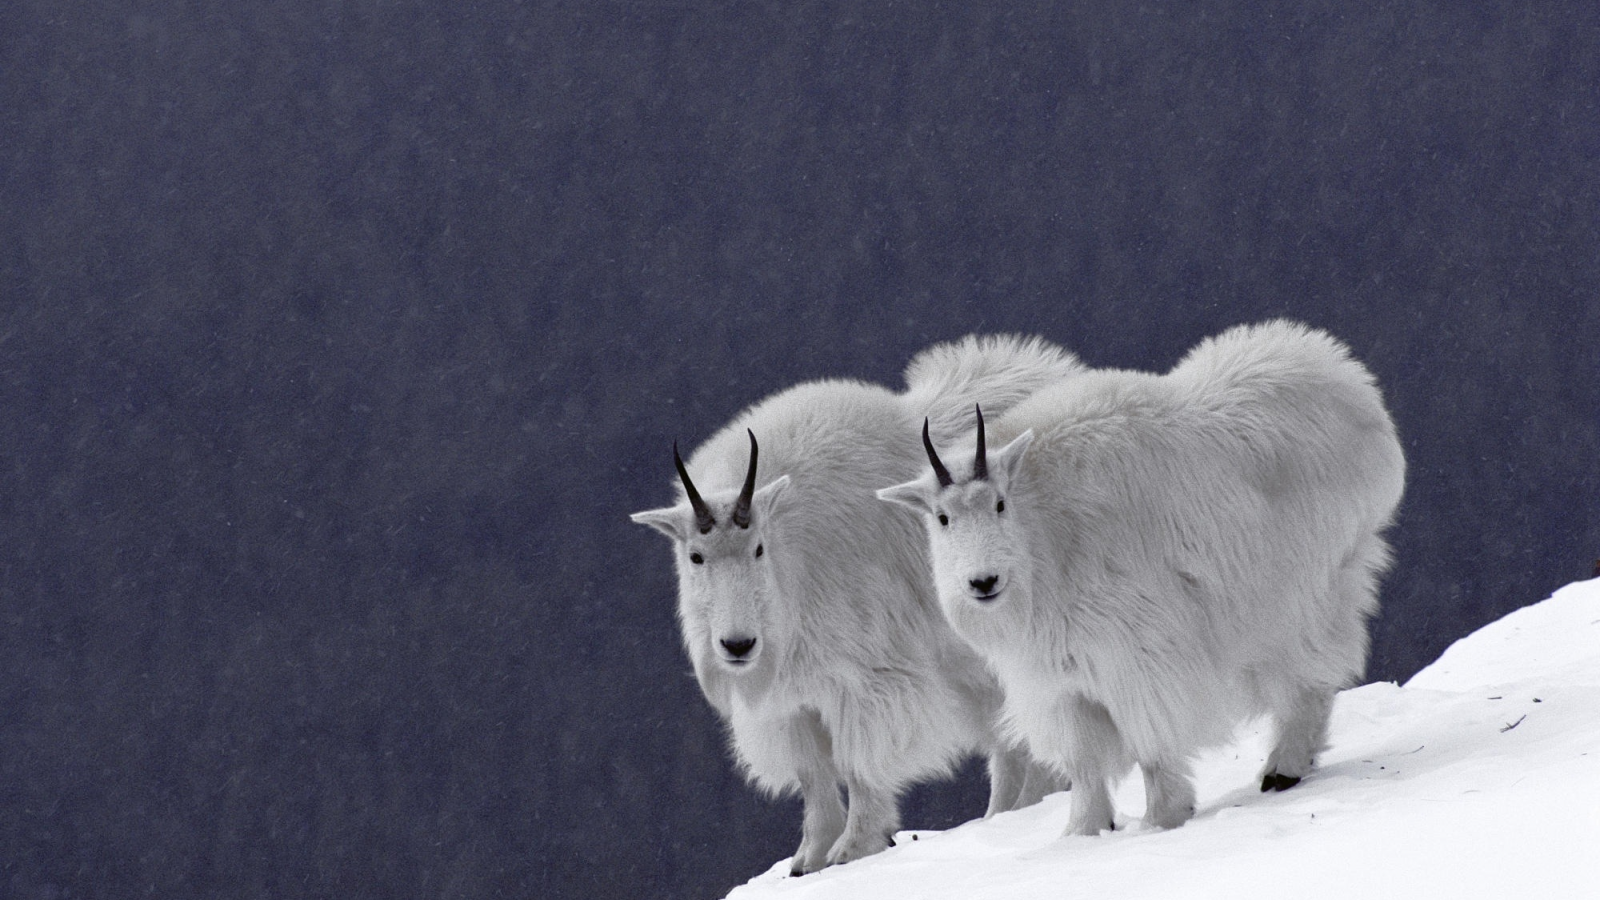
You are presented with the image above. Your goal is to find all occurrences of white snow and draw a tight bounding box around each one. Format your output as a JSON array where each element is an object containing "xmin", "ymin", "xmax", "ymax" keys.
[{"xmin": 728, "ymin": 579, "xmax": 1600, "ymax": 900}]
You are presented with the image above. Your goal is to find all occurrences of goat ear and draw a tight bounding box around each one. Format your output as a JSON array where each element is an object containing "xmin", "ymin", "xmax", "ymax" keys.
[
  {"xmin": 876, "ymin": 479, "xmax": 933, "ymax": 515},
  {"xmin": 630, "ymin": 505, "xmax": 689, "ymax": 541},
  {"xmin": 991, "ymin": 429, "xmax": 1036, "ymax": 485},
  {"xmin": 751, "ymin": 475, "xmax": 791, "ymax": 522}
]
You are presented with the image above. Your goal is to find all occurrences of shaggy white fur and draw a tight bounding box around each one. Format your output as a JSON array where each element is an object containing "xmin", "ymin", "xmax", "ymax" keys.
[
  {"xmin": 880, "ymin": 320, "xmax": 1405, "ymax": 837},
  {"xmin": 631, "ymin": 336, "xmax": 1082, "ymax": 874}
]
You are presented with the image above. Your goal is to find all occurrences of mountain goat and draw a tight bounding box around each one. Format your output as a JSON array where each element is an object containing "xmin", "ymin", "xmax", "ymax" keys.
[
  {"xmin": 878, "ymin": 321, "xmax": 1405, "ymax": 837},
  {"xmin": 630, "ymin": 336, "xmax": 1081, "ymax": 874}
]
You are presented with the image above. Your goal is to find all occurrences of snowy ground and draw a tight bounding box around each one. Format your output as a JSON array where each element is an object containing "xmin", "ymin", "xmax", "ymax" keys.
[{"xmin": 728, "ymin": 579, "xmax": 1600, "ymax": 900}]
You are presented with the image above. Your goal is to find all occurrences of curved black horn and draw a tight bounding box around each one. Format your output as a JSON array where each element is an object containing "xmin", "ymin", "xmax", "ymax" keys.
[
  {"xmin": 922, "ymin": 418, "xmax": 954, "ymax": 488},
  {"xmin": 732, "ymin": 430, "xmax": 759, "ymax": 528},
  {"xmin": 972, "ymin": 404, "xmax": 988, "ymax": 481},
  {"xmin": 674, "ymin": 442, "xmax": 717, "ymax": 534}
]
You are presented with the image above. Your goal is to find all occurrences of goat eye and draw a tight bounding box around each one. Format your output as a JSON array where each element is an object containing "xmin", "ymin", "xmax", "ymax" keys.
[
  {"xmin": 689, "ymin": 552, "xmax": 704, "ymax": 565},
  {"xmin": 996, "ymin": 499, "xmax": 1006, "ymax": 513},
  {"xmin": 937, "ymin": 513, "xmax": 949, "ymax": 527},
  {"xmin": 754, "ymin": 543, "xmax": 764, "ymax": 558}
]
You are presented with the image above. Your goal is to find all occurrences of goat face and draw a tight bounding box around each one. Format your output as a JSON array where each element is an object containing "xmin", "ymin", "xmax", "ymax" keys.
[
  {"xmin": 632, "ymin": 474, "xmax": 793, "ymax": 679},
  {"xmin": 925, "ymin": 476, "xmax": 1031, "ymax": 611},
  {"xmin": 880, "ymin": 417, "xmax": 1037, "ymax": 626}
]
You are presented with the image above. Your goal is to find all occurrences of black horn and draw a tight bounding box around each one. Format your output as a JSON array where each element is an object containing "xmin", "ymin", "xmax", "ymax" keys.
[
  {"xmin": 674, "ymin": 442, "xmax": 717, "ymax": 534},
  {"xmin": 731, "ymin": 429, "xmax": 759, "ymax": 528},
  {"xmin": 922, "ymin": 418, "xmax": 954, "ymax": 488},
  {"xmin": 973, "ymin": 404, "xmax": 988, "ymax": 481}
]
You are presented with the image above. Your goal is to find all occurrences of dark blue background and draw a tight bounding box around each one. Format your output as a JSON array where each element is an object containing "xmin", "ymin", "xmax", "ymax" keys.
[{"xmin": 3, "ymin": 2, "xmax": 1596, "ymax": 898}]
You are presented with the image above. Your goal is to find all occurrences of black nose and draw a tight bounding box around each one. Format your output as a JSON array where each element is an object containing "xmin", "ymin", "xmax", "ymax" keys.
[
  {"xmin": 970, "ymin": 575, "xmax": 999, "ymax": 596},
  {"xmin": 721, "ymin": 636, "xmax": 757, "ymax": 659}
]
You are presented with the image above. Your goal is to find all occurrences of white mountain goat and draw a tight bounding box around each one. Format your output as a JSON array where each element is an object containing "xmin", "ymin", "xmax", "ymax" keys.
[
  {"xmin": 630, "ymin": 336, "xmax": 1082, "ymax": 874},
  {"xmin": 878, "ymin": 320, "xmax": 1405, "ymax": 837}
]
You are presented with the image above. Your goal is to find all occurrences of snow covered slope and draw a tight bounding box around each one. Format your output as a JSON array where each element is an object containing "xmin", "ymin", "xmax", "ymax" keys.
[{"xmin": 728, "ymin": 579, "xmax": 1600, "ymax": 900}]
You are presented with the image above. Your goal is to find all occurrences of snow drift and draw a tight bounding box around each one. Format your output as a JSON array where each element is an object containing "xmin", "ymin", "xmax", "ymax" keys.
[{"xmin": 727, "ymin": 579, "xmax": 1600, "ymax": 899}]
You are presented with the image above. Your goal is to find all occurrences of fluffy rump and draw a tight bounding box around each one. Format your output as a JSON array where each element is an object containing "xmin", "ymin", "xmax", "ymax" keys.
[{"xmin": 902, "ymin": 334, "xmax": 1087, "ymax": 447}]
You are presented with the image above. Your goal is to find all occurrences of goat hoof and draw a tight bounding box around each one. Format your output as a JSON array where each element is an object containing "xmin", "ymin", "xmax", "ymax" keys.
[{"xmin": 1260, "ymin": 772, "xmax": 1302, "ymax": 792}]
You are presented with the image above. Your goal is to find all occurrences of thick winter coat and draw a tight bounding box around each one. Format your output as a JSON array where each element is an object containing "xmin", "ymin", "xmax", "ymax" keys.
[
  {"xmin": 631, "ymin": 336, "xmax": 1081, "ymax": 873},
  {"xmin": 879, "ymin": 321, "xmax": 1406, "ymax": 836}
]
